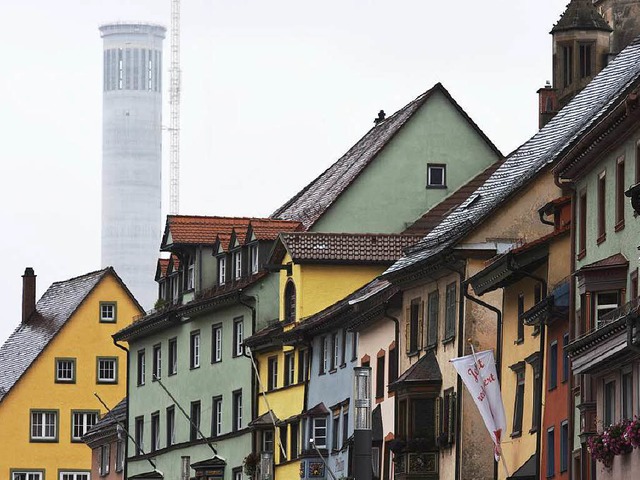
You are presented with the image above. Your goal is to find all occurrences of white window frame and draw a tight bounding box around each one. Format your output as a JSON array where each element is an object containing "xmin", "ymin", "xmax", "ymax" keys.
[
  {"xmin": 333, "ymin": 333, "xmax": 339, "ymax": 371},
  {"xmin": 100, "ymin": 303, "xmax": 116, "ymax": 322},
  {"xmin": 169, "ymin": 338, "xmax": 177, "ymax": 375},
  {"xmin": 72, "ymin": 411, "xmax": 98, "ymax": 441},
  {"xmin": 218, "ymin": 256, "xmax": 227, "ymax": 285},
  {"xmin": 191, "ymin": 331, "xmax": 201, "ymax": 369},
  {"xmin": 187, "ymin": 258, "xmax": 195, "ymax": 290},
  {"xmin": 116, "ymin": 439, "xmax": 125, "ymax": 472},
  {"xmin": 12, "ymin": 472, "xmax": 44, "ymax": 480},
  {"xmin": 234, "ymin": 392, "xmax": 243, "ymax": 431},
  {"xmin": 99, "ymin": 443, "xmax": 110, "ymax": 475},
  {"xmin": 234, "ymin": 318, "xmax": 244, "ymax": 357},
  {"xmin": 250, "ymin": 244, "xmax": 259, "ymax": 274},
  {"xmin": 213, "ymin": 397, "xmax": 223, "ymax": 436},
  {"xmin": 151, "ymin": 413, "xmax": 160, "ymax": 451},
  {"xmin": 31, "ymin": 410, "xmax": 57, "ymax": 441},
  {"xmin": 59, "ymin": 473, "xmax": 90, "ymax": 480},
  {"xmin": 97, "ymin": 357, "xmax": 117, "ymax": 384},
  {"xmin": 427, "ymin": 164, "xmax": 446, "ymax": 187},
  {"xmin": 153, "ymin": 344, "xmax": 162, "ymax": 380},
  {"xmin": 137, "ymin": 350, "xmax": 146, "ymax": 386},
  {"xmin": 233, "ymin": 250, "xmax": 242, "ymax": 280},
  {"xmin": 596, "ymin": 291, "xmax": 620, "ymax": 328},
  {"xmin": 213, "ymin": 325, "xmax": 223, "ymax": 363},
  {"xmin": 56, "ymin": 358, "xmax": 75, "ymax": 383},
  {"xmin": 312, "ymin": 417, "xmax": 327, "ymax": 448}
]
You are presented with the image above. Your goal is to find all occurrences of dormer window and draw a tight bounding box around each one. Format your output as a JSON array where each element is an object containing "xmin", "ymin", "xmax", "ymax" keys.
[
  {"xmin": 187, "ymin": 257, "xmax": 195, "ymax": 290},
  {"xmin": 172, "ymin": 275, "xmax": 179, "ymax": 301},
  {"xmin": 250, "ymin": 244, "xmax": 259, "ymax": 274},
  {"xmin": 284, "ymin": 280, "xmax": 296, "ymax": 323},
  {"xmin": 219, "ymin": 256, "xmax": 227, "ymax": 285},
  {"xmin": 233, "ymin": 250, "xmax": 242, "ymax": 280},
  {"xmin": 427, "ymin": 164, "xmax": 446, "ymax": 188}
]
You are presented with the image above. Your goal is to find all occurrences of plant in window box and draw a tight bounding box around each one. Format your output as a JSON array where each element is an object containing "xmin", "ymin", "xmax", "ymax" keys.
[
  {"xmin": 587, "ymin": 432, "xmax": 615, "ymax": 468},
  {"xmin": 243, "ymin": 452, "xmax": 260, "ymax": 477},
  {"xmin": 387, "ymin": 438, "xmax": 407, "ymax": 454},
  {"xmin": 406, "ymin": 437, "xmax": 431, "ymax": 452},
  {"xmin": 154, "ymin": 298, "xmax": 169, "ymax": 311},
  {"xmin": 605, "ymin": 420, "xmax": 633, "ymax": 456},
  {"xmin": 625, "ymin": 417, "xmax": 640, "ymax": 447}
]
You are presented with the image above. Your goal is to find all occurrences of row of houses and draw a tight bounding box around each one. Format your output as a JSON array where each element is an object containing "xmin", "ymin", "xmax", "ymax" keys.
[{"xmin": 3, "ymin": 2, "xmax": 640, "ymax": 480}]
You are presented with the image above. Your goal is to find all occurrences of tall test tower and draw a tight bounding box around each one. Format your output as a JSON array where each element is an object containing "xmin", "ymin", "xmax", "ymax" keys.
[{"xmin": 99, "ymin": 23, "xmax": 166, "ymax": 309}]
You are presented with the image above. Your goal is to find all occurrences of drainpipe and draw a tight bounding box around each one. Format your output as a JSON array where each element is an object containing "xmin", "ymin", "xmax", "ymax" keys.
[
  {"xmin": 462, "ymin": 280, "xmax": 501, "ymax": 480},
  {"xmin": 113, "ymin": 337, "xmax": 130, "ymax": 480},
  {"xmin": 238, "ymin": 293, "xmax": 258, "ymax": 454},
  {"xmin": 382, "ymin": 308, "xmax": 399, "ymax": 476}
]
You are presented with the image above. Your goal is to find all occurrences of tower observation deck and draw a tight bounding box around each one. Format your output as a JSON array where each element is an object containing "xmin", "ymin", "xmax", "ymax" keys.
[{"xmin": 99, "ymin": 22, "xmax": 166, "ymax": 310}]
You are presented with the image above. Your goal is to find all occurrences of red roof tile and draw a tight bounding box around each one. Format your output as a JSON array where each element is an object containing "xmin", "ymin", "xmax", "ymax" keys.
[
  {"xmin": 249, "ymin": 219, "xmax": 302, "ymax": 241},
  {"xmin": 156, "ymin": 258, "xmax": 170, "ymax": 279}
]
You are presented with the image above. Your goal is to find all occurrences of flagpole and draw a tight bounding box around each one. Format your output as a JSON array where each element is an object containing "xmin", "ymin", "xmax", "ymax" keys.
[{"xmin": 468, "ymin": 339, "xmax": 510, "ymax": 479}]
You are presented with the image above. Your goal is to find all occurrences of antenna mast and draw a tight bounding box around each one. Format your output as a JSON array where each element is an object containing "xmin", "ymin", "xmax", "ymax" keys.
[{"xmin": 169, "ymin": 0, "xmax": 181, "ymax": 214}]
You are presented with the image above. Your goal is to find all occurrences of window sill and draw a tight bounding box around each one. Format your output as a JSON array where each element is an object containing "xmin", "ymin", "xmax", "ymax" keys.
[
  {"xmin": 514, "ymin": 338, "xmax": 524, "ymax": 346},
  {"xmin": 328, "ymin": 368, "xmax": 337, "ymax": 375},
  {"xmin": 339, "ymin": 363, "xmax": 347, "ymax": 369},
  {"xmin": 577, "ymin": 250, "xmax": 586, "ymax": 261},
  {"xmin": 529, "ymin": 427, "xmax": 538, "ymax": 434},
  {"xmin": 426, "ymin": 184, "xmax": 447, "ymax": 189},
  {"xmin": 548, "ymin": 385, "xmax": 557, "ymax": 392},
  {"xmin": 189, "ymin": 366, "xmax": 201, "ymax": 370},
  {"xmin": 30, "ymin": 438, "xmax": 59, "ymax": 443},
  {"xmin": 615, "ymin": 220, "xmax": 625, "ymax": 232},
  {"xmin": 97, "ymin": 380, "xmax": 118, "ymax": 385},
  {"xmin": 510, "ymin": 431, "xmax": 522, "ymax": 439},
  {"xmin": 442, "ymin": 336, "xmax": 455, "ymax": 345},
  {"xmin": 407, "ymin": 350, "xmax": 420, "ymax": 357},
  {"xmin": 596, "ymin": 233, "xmax": 606, "ymax": 245}
]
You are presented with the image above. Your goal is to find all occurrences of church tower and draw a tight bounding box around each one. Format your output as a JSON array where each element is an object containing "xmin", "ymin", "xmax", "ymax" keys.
[{"xmin": 593, "ymin": 0, "xmax": 640, "ymax": 55}]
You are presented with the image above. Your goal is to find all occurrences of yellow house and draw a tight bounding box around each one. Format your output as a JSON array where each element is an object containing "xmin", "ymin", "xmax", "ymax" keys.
[
  {"xmin": 0, "ymin": 267, "xmax": 142, "ymax": 480},
  {"xmin": 246, "ymin": 233, "xmax": 418, "ymax": 479}
]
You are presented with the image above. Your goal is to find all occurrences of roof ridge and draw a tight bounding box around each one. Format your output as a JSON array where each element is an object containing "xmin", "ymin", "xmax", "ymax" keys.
[{"xmin": 47, "ymin": 267, "xmax": 110, "ymax": 288}]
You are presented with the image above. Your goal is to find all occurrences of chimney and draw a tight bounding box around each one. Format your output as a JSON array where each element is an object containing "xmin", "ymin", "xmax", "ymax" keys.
[
  {"xmin": 537, "ymin": 81, "xmax": 558, "ymax": 129},
  {"xmin": 22, "ymin": 267, "xmax": 36, "ymax": 323},
  {"xmin": 374, "ymin": 110, "xmax": 386, "ymax": 125}
]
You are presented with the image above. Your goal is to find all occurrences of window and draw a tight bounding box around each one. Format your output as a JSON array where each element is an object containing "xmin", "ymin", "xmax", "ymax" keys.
[
  {"xmin": 190, "ymin": 330, "xmax": 200, "ymax": 369},
  {"xmin": 187, "ymin": 256, "xmax": 195, "ymax": 290},
  {"xmin": 312, "ymin": 417, "xmax": 327, "ymax": 448},
  {"xmin": 320, "ymin": 336, "xmax": 329, "ymax": 374},
  {"xmin": 268, "ymin": 356, "xmax": 278, "ymax": 391},
  {"xmin": 212, "ymin": 324, "xmax": 223, "ymax": 363},
  {"xmin": 376, "ymin": 353, "xmax": 385, "ymax": 399},
  {"xmin": 598, "ymin": 171, "xmax": 606, "ymax": 242},
  {"xmin": 623, "ymin": 369, "xmax": 633, "ymax": 419},
  {"xmin": 340, "ymin": 329, "xmax": 347, "ymax": 366},
  {"xmin": 151, "ymin": 411, "xmax": 160, "ymax": 452},
  {"xmin": 212, "ymin": 396, "xmax": 223, "ymax": 436},
  {"xmin": 562, "ymin": 334, "xmax": 569, "ymax": 383},
  {"xmin": 55, "ymin": 358, "xmax": 76, "ymax": 383},
  {"xmin": 233, "ymin": 390, "xmax": 243, "ymax": 431},
  {"xmin": 298, "ymin": 349, "xmax": 309, "ymax": 383},
  {"xmin": 190, "ymin": 401, "xmax": 201, "ymax": 442},
  {"xmin": 407, "ymin": 298, "xmax": 423, "ymax": 353},
  {"xmin": 284, "ymin": 352, "xmax": 295, "ymax": 387},
  {"xmin": 30, "ymin": 410, "xmax": 57, "ymax": 442},
  {"xmin": 135, "ymin": 416, "xmax": 144, "ymax": 455},
  {"xmin": 60, "ymin": 472, "xmax": 90, "ymax": 480},
  {"xmin": 166, "ymin": 406, "xmax": 175, "ymax": 447},
  {"xmin": 279, "ymin": 425, "xmax": 288, "ymax": 462},
  {"xmin": 233, "ymin": 317, "xmax": 244, "ymax": 357},
  {"xmin": 137, "ymin": 349, "xmax": 145, "ymax": 386},
  {"xmin": 351, "ymin": 331, "xmax": 357, "ymax": 361},
  {"xmin": 218, "ymin": 256, "xmax": 227, "ymax": 285},
  {"xmin": 511, "ymin": 363, "xmax": 525, "ymax": 436},
  {"xmin": 372, "ymin": 447, "xmax": 381, "ymax": 478},
  {"xmin": 439, "ymin": 388, "xmax": 456, "ymax": 446},
  {"xmin": 342, "ymin": 406, "xmax": 349, "ymax": 446},
  {"xmin": 546, "ymin": 427, "xmax": 555, "ymax": 478},
  {"xmin": 548, "ymin": 341, "xmax": 558, "ymax": 390},
  {"xmin": 616, "ymin": 157, "xmax": 625, "ymax": 228},
  {"xmin": 427, "ymin": 291, "xmax": 439, "ymax": 348},
  {"xmin": 250, "ymin": 243, "xmax": 259, "ymax": 274},
  {"xmin": 96, "ymin": 357, "xmax": 117, "ymax": 384},
  {"xmin": 604, "ymin": 379, "xmax": 616, "ymax": 426},
  {"xmin": 427, "ymin": 164, "xmax": 446, "ymax": 188},
  {"xmin": 99, "ymin": 302, "xmax": 117, "ymax": 323},
  {"xmin": 152, "ymin": 344, "xmax": 161, "ymax": 381},
  {"xmin": 528, "ymin": 354, "xmax": 541, "ymax": 431},
  {"xmin": 332, "ymin": 410, "xmax": 340, "ymax": 450},
  {"xmin": 284, "ymin": 281, "xmax": 296, "ymax": 323},
  {"xmin": 168, "ymin": 337, "xmax": 177, "ymax": 375},
  {"xmin": 578, "ymin": 191, "xmax": 587, "ymax": 256},
  {"xmin": 388, "ymin": 344, "xmax": 398, "ymax": 384},
  {"xmin": 233, "ymin": 468, "xmax": 242, "ymax": 480},
  {"xmin": 595, "ymin": 291, "xmax": 620, "ymax": 328},
  {"xmin": 517, "ymin": 294, "xmax": 525, "ymax": 343},
  {"xmin": 233, "ymin": 250, "xmax": 242, "ymax": 280},
  {"xmin": 99, "ymin": 444, "xmax": 110, "ymax": 475},
  {"xmin": 444, "ymin": 282, "xmax": 457, "ymax": 341},
  {"xmin": 262, "ymin": 429, "xmax": 274, "ymax": 452},
  {"xmin": 290, "ymin": 421, "xmax": 299, "ymax": 460},
  {"xmin": 332, "ymin": 333, "xmax": 339, "ymax": 371},
  {"xmin": 116, "ymin": 439, "xmax": 124, "ymax": 471},
  {"xmin": 12, "ymin": 473, "xmax": 43, "ymax": 480},
  {"xmin": 560, "ymin": 421, "xmax": 569, "ymax": 473},
  {"xmin": 563, "ymin": 45, "xmax": 573, "ymax": 87},
  {"xmin": 71, "ymin": 411, "xmax": 98, "ymax": 441},
  {"xmin": 579, "ymin": 43, "xmax": 592, "ymax": 78}
]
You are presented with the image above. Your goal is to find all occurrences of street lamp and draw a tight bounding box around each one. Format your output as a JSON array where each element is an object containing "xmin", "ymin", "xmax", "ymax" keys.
[{"xmin": 353, "ymin": 366, "xmax": 372, "ymax": 480}]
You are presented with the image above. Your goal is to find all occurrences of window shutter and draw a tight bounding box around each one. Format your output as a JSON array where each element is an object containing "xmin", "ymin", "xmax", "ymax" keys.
[
  {"xmin": 405, "ymin": 306, "xmax": 411, "ymax": 353},
  {"xmin": 435, "ymin": 396, "xmax": 442, "ymax": 439},
  {"xmin": 418, "ymin": 301, "xmax": 425, "ymax": 350},
  {"xmin": 448, "ymin": 392, "xmax": 457, "ymax": 445}
]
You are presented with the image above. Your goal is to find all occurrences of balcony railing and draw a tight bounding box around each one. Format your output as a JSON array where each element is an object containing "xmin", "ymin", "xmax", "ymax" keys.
[{"xmin": 576, "ymin": 297, "xmax": 640, "ymax": 341}]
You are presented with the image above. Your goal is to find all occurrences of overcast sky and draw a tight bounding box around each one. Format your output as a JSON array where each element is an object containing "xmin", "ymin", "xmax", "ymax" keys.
[{"xmin": 0, "ymin": 0, "xmax": 569, "ymax": 344}]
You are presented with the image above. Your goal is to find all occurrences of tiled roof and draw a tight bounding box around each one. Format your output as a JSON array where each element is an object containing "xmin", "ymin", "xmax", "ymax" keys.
[
  {"xmin": 386, "ymin": 36, "xmax": 640, "ymax": 276},
  {"xmin": 389, "ymin": 350, "xmax": 442, "ymax": 391},
  {"xmin": 249, "ymin": 219, "xmax": 302, "ymax": 241},
  {"xmin": 156, "ymin": 258, "xmax": 169, "ymax": 280},
  {"xmin": 167, "ymin": 253, "xmax": 180, "ymax": 273},
  {"xmin": 82, "ymin": 397, "xmax": 126, "ymax": 447},
  {"xmin": 272, "ymin": 83, "xmax": 502, "ymax": 229},
  {"xmin": 278, "ymin": 232, "xmax": 422, "ymax": 264},
  {"xmin": 551, "ymin": 0, "xmax": 612, "ymax": 33},
  {"xmin": 0, "ymin": 268, "xmax": 122, "ymax": 402},
  {"xmin": 244, "ymin": 321, "xmax": 283, "ymax": 349},
  {"xmin": 577, "ymin": 252, "xmax": 628, "ymax": 272},
  {"xmin": 403, "ymin": 158, "xmax": 504, "ymax": 235}
]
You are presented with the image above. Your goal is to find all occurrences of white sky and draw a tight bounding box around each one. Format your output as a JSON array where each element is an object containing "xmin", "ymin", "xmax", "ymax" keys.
[{"xmin": 0, "ymin": 0, "xmax": 569, "ymax": 344}]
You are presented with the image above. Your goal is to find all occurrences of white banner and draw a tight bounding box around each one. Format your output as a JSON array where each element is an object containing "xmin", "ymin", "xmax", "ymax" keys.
[{"xmin": 450, "ymin": 349, "xmax": 506, "ymax": 461}]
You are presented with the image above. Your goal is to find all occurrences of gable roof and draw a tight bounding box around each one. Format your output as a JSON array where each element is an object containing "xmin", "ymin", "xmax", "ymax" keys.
[
  {"xmin": 82, "ymin": 396, "xmax": 127, "ymax": 447},
  {"xmin": 551, "ymin": 0, "xmax": 612, "ymax": 33},
  {"xmin": 271, "ymin": 83, "xmax": 502, "ymax": 229},
  {"xmin": 271, "ymin": 232, "xmax": 422, "ymax": 265},
  {"xmin": 155, "ymin": 258, "xmax": 170, "ymax": 281},
  {"xmin": 389, "ymin": 350, "xmax": 442, "ymax": 391},
  {"xmin": 385, "ymin": 36, "xmax": 640, "ymax": 277},
  {"xmin": 0, "ymin": 268, "xmax": 139, "ymax": 403},
  {"xmin": 248, "ymin": 219, "xmax": 303, "ymax": 241}
]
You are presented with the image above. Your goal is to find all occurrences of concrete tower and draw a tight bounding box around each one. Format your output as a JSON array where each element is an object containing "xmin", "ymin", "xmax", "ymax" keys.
[{"xmin": 100, "ymin": 23, "xmax": 166, "ymax": 310}]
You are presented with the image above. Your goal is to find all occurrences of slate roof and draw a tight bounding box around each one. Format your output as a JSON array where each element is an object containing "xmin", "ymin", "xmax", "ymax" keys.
[
  {"xmin": 386, "ymin": 36, "xmax": 640, "ymax": 276},
  {"xmin": 82, "ymin": 397, "xmax": 126, "ymax": 447},
  {"xmin": 0, "ymin": 268, "xmax": 132, "ymax": 403},
  {"xmin": 389, "ymin": 350, "xmax": 442, "ymax": 391},
  {"xmin": 551, "ymin": 0, "xmax": 612, "ymax": 33},
  {"xmin": 271, "ymin": 83, "xmax": 502, "ymax": 229},
  {"xmin": 276, "ymin": 232, "xmax": 422, "ymax": 265}
]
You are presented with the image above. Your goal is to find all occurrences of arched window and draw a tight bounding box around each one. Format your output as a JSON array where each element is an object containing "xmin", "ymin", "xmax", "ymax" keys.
[{"xmin": 284, "ymin": 281, "xmax": 296, "ymax": 323}]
